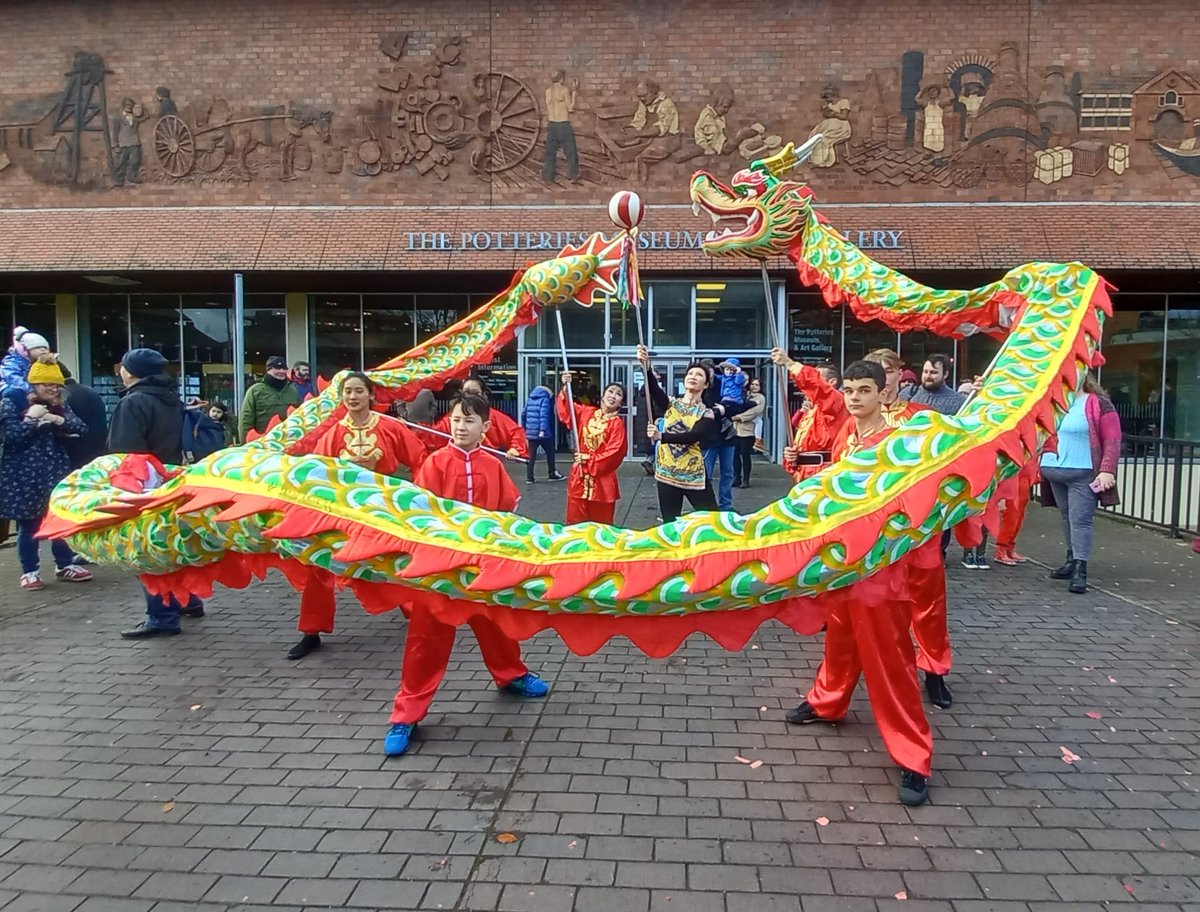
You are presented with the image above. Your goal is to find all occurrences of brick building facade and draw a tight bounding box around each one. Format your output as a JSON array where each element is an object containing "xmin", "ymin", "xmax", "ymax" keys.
[{"xmin": 1, "ymin": 0, "xmax": 1198, "ymax": 448}]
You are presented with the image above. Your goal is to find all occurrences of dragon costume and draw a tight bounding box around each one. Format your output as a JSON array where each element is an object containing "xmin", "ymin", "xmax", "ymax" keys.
[{"xmin": 43, "ymin": 152, "xmax": 1110, "ymax": 658}]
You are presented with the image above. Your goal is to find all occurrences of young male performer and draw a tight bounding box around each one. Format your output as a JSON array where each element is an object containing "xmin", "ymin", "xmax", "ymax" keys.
[
  {"xmin": 557, "ymin": 371, "xmax": 627, "ymax": 524},
  {"xmin": 785, "ymin": 360, "xmax": 934, "ymax": 806},
  {"xmin": 384, "ymin": 393, "xmax": 549, "ymax": 757},
  {"xmin": 283, "ymin": 372, "xmax": 428, "ymax": 659},
  {"xmin": 431, "ymin": 377, "xmax": 528, "ymax": 460},
  {"xmin": 777, "ymin": 347, "xmax": 953, "ymax": 710}
]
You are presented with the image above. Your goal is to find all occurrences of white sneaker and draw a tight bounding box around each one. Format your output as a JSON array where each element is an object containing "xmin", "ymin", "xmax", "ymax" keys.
[{"xmin": 55, "ymin": 565, "xmax": 94, "ymax": 582}]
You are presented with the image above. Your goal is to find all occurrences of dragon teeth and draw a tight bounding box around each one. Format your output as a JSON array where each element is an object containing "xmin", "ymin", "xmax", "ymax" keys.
[{"xmin": 692, "ymin": 200, "xmax": 701, "ymax": 216}]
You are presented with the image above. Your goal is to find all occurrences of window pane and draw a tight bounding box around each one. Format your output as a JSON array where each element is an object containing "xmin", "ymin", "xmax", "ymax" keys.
[
  {"xmin": 843, "ymin": 309, "xmax": 898, "ymax": 363},
  {"xmin": 1166, "ymin": 298, "xmax": 1200, "ymax": 439},
  {"xmin": 788, "ymin": 293, "xmax": 838, "ymax": 364},
  {"xmin": 898, "ymin": 331, "xmax": 955, "ymax": 379},
  {"xmin": 130, "ymin": 295, "xmax": 182, "ymax": 387},
  {"xmin": 10, "ymin": 295, "xmax": 57, "ymax": 351},
  {"xmin": 695, "ymin": 280, "xmax": 767, "ymax": 351},
  {"xmin": 363, "ymin": 295, "xmax": 415, "ymax": 369},
  {"xmin": 650, "ymin": 281, "xmax": 691, "ymax": 348},
  {"xmin": 528, "ymin": 295, "xmax": 606, "ymax": 349},
  {"xmin": 956, "ymin": 334, "xmax": 1002, "ymax": 386},
  {"xmin": 1100, "ymin": 295, "xmax": 1167, "ymax": 437},
  {"xmin": 415, "ymin": 294, "xmax": 472, "ymax": 345},
  {"xmin": 310, "ymin": 294, "xmax": 362, "ymax": 376},
  {"xmin": 609, "ymin": 293, "xmax": 647, "ymax": 349},
  {"xmin": 77, "ymin": 295, "xmax": 128, "ymax": 413},
  {"xmin": 180, "ymin": 294, "xmax": 232, "ymax": 405}
]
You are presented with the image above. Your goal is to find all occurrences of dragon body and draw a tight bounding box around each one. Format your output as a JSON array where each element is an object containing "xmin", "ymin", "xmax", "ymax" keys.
[{"xmin": 45, "ymin": 166, "xmax": 1110, "ymax": 657}]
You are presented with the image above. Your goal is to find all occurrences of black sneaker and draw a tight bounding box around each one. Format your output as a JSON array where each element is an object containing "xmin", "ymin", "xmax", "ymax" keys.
[
  {"xmin": 181, "ymin": 604, "xmax": 205, "ymax": 619},
  {"xmin": 785, "ymin": 700, "xmax": 824, "ymax": 725},
  {"xmin": 924, "ymin": 673, "xmax": 952, "ymax": 709},
  {"xmin": 548, "ymin": 472, "xmax": 565, "ymax": 481},
  {"xmin": 287, "ymin": 634, "xmax": 322, "ymax": 660},
  {"xmin": 120, "ymin": 622, "xmax": 181, "ymax": 639},
  {"xmin": 973, "ymin": 547, "xmax": 991, "ymax": 570},
  {"xmin": 525, "ymin": 478, "xmax": 535, "ymax": 485},
  {"xmin": 898, "ymin": 769, "xmax": 929, "ymax": 806},
  {"xmin": 960, "ymin": 549, "xmax": 978, "ymax": 570}
]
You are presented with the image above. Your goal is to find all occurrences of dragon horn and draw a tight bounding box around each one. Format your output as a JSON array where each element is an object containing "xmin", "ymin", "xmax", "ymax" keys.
[{"xmin": 750, "ymin": 134, "xmax": 824, "ymax": 178}]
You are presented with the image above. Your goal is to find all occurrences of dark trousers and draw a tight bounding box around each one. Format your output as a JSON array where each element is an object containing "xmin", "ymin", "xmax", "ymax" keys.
[
  {"xmin": 657, "ymin": 480, "xmax": 718, "ymax": 523},
  {"xmin": 114, "ymin": 144, "xmax": 142, "ymax": 184},
  {"xmin": 732, "ymin": 436, "xmax": 757, "ymax": 485},
  {"xmin": 526, "ymin": 437, "xmax": 558, "ymax": 481},
  {"xmin": 144, "ymin": 588, "xmax": 203, "ymax": 631},
  {"xmin": 542, "ymin": 122, "xmax": 580, "ymax": 181},
  {"xmin": 16, "ymin": 517, "xmax": 75, "ymax": 574}
]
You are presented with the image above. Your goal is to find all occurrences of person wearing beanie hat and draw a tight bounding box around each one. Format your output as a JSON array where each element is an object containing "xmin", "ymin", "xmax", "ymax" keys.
[
  {"xmin": 239, "ymin": 355, "xmax": 300, "ymax": 441},
  {"xmin": 109, "ymin": 347, "xmax": 205, "ymax": 637},
  {"xmin": 1, "ymin": 326, "xmax": 53, "ymax": 397},
  {"xmin": 0, "ymin": 355, "xmax": 93, "ymax": 590}
]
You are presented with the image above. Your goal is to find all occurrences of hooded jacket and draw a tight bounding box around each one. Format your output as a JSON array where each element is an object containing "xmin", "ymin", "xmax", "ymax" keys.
[
  {"xmin": 521, "ymin": 386, "xmax": 555, "ymax": 440},
  {"xmin": 63, "ymin": 379, "xmax": 109, "ymax": 469},
  {"xmin": 108, "ymin": 374, "xmax": 185, "ymax": 464}
]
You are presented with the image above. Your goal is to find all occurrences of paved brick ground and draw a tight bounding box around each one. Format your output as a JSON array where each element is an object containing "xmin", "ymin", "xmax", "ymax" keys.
[{"xmin": 1, "ymin": 462, "xmax": 1198, "ymax": 912}]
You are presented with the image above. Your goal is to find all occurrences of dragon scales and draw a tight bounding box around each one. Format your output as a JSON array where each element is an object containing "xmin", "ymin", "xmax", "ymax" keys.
[{"xmin": 44, "ymin": 167, "xmax": 1110, "ymax": 657}]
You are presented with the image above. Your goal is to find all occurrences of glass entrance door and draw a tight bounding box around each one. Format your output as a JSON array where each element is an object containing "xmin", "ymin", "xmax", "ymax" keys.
[{"xmin": 612, "ymin": 358, "xmax": 694, "ymax": 459}]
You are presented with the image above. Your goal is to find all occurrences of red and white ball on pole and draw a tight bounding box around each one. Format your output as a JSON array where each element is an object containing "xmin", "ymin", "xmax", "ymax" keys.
[{"xmin": 608, "ymin": 190, "xmax": 644, "ymax": 231}]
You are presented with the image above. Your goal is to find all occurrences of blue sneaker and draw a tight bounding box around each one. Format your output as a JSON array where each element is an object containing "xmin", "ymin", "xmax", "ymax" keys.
[
  {"xmin": 504, "ymin": 672, "xmax": 549, "ymax": 698},
  {"xmin": 382, "ymin": 722, "xmax": 416, "ymax": 756}
]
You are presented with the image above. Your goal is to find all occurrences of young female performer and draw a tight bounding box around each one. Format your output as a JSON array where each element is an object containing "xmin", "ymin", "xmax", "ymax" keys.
[
  {"xmin": 283, "ymin": 372, "xmax": 429, "ymax": 659},
  {"xmin": 557, "ymin": 371, "xmax": 627, "ymax": 524}
]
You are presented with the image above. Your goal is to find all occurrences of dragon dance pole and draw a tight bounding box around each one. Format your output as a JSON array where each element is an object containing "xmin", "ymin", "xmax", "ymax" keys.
[
  {"xmin": 394, "ymin": 415, "xmax": 527, "ymax": 464},
  {"xmin": 554, "ymin": 308, "xmax": 581, "ymax": 451},
  {"xmin": 607, "ymin": 191, "xmax": 654, "ymax": 456},
  {"xmin": 760, "ymin": 261, "xmax": 793, "ymax": 461}
]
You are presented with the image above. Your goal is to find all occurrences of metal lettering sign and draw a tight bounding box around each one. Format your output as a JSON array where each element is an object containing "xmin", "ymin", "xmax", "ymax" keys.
[{"xmin": 404, "ymin": 229, "xmax": 907, "ymax": 252}]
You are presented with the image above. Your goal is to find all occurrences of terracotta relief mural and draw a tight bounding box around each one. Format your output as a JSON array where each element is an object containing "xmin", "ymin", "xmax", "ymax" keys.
[{"xmin": 0, "ymin": 15, "xmax": 1198, "ymax": 202}]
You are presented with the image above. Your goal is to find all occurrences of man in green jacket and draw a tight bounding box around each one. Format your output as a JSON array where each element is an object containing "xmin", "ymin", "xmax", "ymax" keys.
[{"xmin": 239, "ymin": 355, "xmax": 300, "ymax": 440}]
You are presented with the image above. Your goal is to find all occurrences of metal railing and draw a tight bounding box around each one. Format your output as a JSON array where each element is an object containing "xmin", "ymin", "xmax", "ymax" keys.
[{"xmin": 1108, "ymin": 435, "xmax": 1200, "ymax": 538}]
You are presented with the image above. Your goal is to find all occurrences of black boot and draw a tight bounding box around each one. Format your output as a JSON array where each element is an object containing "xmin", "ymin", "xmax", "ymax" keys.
[
  {"xmin": 1050, "ymin": 550, "xmax": 1075, "ymax": 579},
  {"xmin": 287, "ymin": 634, "xmax": 322, "ymax": 660},
  {"xmin": 1069, "ymin": 560, "xmax": 1088, "ymax": 594},
  {"xmin": 925, "ymin": 673, "xmax": 953, "ymax": 709}
]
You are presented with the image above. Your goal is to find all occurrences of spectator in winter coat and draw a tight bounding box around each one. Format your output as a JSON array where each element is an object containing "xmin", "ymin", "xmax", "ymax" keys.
[
  {"xmin": 290, "ymin": 360, "xmax": 316, "ymax": 401},
  {"xmin": 520, "ymin": 385, "xmax": 563, "ymax": 484},
  {"xmin": 183, "ymin": 400, "xmax": 234, "ymax": 462},
  {"xmin": 1, "ymin": 327, "xmax": 52, "ymax": 396},
  {"xmin": 0, "ymin": 357, "xmax": 93, "ymax": 591},
  {"xmin": 109, "ymin": 348, "xmax": 204, "ymax": 638},
  {"xmin": 59, "ymin": 363, "xmax": 108, "ymax": 470},
  {"xmin": 239, "ymin": 355, "xmax": 300, "ymax": 441}
]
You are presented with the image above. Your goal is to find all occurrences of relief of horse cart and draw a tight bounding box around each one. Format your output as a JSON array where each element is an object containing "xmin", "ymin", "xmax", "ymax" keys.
[{"xmin": 152, "ymin": 99, "xmax": 334, "ymax": 181}]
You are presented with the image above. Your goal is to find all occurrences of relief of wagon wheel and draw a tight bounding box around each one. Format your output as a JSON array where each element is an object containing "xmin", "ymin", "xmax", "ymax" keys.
[
  {"xmin": 153, "ymin": 115, "xmax": 196, "ymax": 178},
  {"xmin": 472, "ymin": 72, "xmax": 540, "ymax": 173},
  {"xmin": 194, "ymin": 132, "xmax": 227, "ymax": 173}
]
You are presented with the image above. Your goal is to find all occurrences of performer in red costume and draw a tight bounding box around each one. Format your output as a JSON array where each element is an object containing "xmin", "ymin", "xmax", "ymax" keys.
[
  {"xmin": 383, "ymin": 393, "xmax": 549, "ymax": 757},
  {"xmin": 557, "ymin": 371, "xmax": 627, "ymax": 524},
  {"xmin": 785, "ymin": 360, "xmax": 934, "ymax": 807},
  {"xmin": 771, "ymin": 350, "xmax": 843, "ymax": 481},
  {"xmin": 994, "ymin": 460, "xmax": 1038, "ymax": 564},
  {"xmin": 777, "ymin": 346, "xmax": 953, "ymax": 710},
  {"xmin": 283, "ymin": 372, "xmax": 429, "ymax": 660},
  {"xmin": 431, "ymin": 377, "xmax": 529, "ymax": 460},
  {"xmin": 861, "ymin": 348, "xmax": 953, "ymax": 711}
]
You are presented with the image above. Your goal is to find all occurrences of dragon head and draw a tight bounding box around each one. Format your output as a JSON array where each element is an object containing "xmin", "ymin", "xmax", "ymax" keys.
[{"xmin": 689, "ymin": 141, "xmax": 817, "ymax": 260}]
